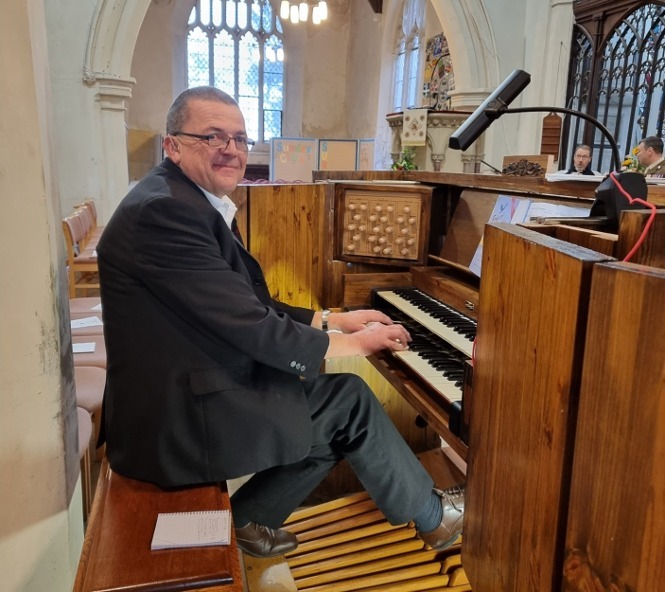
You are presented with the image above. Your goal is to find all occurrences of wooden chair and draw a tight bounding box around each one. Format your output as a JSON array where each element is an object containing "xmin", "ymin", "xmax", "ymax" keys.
[
  {"xmin": 63, "ymin": 209, "xmax": 99, "ymax": 297},
  {"xmin": 76, "ymin": 199, "xmax": 104, "ymax": 243},
  {"xmin": 69, "ymin": 297, "xmax": 102, "ymax": 315},
  {"xmin": 70, "ymin": 311, "xmax": 104, "ymax": 337},
  {"xmin": 77, "ymin": 407, "xmax": 94, "ymax": 520},
  {"xmin": 74, "ymin": 458, "xmax": 243, "ymax": 592},
  {"xmin": 74, "ymin": 366, "xmax": 106, "ymax": 460},
  {"xmin": 72, "ymin": 334, "xmax": 106, "ymax": 369}
]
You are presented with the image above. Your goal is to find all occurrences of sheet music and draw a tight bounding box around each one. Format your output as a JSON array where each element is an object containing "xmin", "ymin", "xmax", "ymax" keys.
[
  {"xmin": 469, "ymin": 196, "xmax": 589, "ymax": 277},
  {"xmin": 70, "ymin": 316, "xmax": 103, "ymax": 329},
  {"xmin": 72, "ymin": 342, "xmax": 96, "ymax": 353}
]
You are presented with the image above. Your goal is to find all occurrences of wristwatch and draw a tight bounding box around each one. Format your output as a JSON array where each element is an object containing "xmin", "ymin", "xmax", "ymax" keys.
[{"xmin": 321, "ymin": 309, "xmax": 331, "ymax": 332}]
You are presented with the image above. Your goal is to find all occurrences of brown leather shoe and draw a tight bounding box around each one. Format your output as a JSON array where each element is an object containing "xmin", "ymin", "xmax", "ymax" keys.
[
  {"xmin": 417, "ymin": 484, "xmax": 465, "ymax": 550},
  {"xmin": 235, "ymin": 522, "xmax": 299, "ymax": 558}
]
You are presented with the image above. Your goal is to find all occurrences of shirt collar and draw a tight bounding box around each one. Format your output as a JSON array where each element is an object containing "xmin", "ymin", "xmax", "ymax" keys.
[{"xmin": 198, "ymin": 185, "xmax": 237, "ymax": 229}]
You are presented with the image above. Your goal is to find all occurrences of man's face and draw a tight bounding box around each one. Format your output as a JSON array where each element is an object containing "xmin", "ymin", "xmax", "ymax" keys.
[
  {"xmin": 573, "ymin": 148, "xmax": 591, "ymax": 172},
  {"xmin": 163, "ymin": 99, "xmax": 248, "ymax": 196},
  {"xmin": 636, "ymin": 142, "xmax": 657, "ymax": 167}
]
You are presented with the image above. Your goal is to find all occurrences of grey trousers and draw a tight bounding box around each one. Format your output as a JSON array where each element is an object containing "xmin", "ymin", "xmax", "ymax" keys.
[{"xmin": 230, "ymin": 372, "xmax": 434, "ymax": 528}]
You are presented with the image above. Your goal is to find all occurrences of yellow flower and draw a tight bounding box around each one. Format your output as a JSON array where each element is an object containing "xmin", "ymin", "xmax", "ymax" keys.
[{"xmin": 622, "ymin": 147, "xmax": 645, "ymax": 172}]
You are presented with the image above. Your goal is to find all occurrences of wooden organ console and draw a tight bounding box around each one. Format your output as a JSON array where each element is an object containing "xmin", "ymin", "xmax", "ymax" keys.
[{"xmin": 233, "ymin": 172, "xmax": 664, "ymax": 592}]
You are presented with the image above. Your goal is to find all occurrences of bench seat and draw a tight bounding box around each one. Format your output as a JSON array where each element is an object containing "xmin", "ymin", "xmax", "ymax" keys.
[{"xmin": 74, "ymin": 458, "xmax": 243, "ymax": 592}]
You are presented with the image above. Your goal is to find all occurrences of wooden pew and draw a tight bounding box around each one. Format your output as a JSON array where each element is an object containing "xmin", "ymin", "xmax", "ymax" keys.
[
  {"xmin": 74, "ymin": 458, "xmax": 243, "ymax": 592},
  {"xmin": 63, "ymin": 208, "xmax": 100, "ymax": 297}
]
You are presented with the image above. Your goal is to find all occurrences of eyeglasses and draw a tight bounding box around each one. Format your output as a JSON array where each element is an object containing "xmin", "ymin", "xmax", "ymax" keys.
[{"xmin": 172, "ymin": 131, "xmax": 255, "ymax": 152}]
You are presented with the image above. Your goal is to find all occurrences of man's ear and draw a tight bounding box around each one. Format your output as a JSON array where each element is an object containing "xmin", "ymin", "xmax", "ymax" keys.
[{"xmin": 163, "ymin": 135, "xmax": 180, "ymax": 164}]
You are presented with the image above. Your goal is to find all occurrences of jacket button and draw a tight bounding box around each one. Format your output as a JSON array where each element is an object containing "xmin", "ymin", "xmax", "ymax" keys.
[{"xmin": 290, "ymin": 361, "xmax": 296, "ymax": 368}]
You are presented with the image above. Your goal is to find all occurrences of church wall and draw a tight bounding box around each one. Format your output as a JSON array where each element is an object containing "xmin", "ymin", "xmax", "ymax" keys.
[
  {"xmin": 480, "ymin": 0, "xmax": 574, "ymax": 166},
  {"xmin": 44, "ymin": 0, "xmax": 111, "ymax": 219},
  {"xmin": 428, "ymin": 0, "xmax": 573, "ymax": 168},
  {"xmin": 127, "ymin": 0, "xmax": 363, "ymax": 169},
  {"xmin": 345, "ymin": 1, "xmax": 384, "ymax": 146},
  {"xmin": 0, "ymin": 1, "xmax": 84, "ymax": 590}
]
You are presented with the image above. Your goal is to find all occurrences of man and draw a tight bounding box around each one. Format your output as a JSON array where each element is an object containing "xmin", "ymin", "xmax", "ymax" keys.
[
  {"xmin": 636, "ymin": 135, "xmax": 665, "ymax": 176},
  {"xmin": 96, "ymin": 86, "xmax": 464, "ymax": 559},
  {"xmin": 565, "ymin": 144, "xmax": 598, "ymax": 175}
]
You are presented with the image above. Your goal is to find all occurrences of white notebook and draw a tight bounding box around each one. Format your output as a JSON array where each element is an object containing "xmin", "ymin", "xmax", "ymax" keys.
[{"xmin": 150, "ymin": 510, "xmax": 231, "ymax": 550}]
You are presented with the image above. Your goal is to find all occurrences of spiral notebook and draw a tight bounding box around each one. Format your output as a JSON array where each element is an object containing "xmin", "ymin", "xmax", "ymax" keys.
[{"xmin": 150, "ymin": 510, "xmax": 231, "ymax": 550}]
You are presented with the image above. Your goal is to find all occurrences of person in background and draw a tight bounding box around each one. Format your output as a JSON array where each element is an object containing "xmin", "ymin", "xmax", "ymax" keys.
[
  {"xmin": 636, "ymin": 135, "xmax": 665, "ymax": 176},
  {"xmin": 564, "ymin": 144, "xmax": 599, "ymax": 175},
  {"xmin": 96, "ymin": 86, "xmax": 465, "ymax": 560}
]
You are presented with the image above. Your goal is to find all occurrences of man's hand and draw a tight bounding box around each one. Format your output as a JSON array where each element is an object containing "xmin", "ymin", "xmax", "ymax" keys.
[
  {"xmin": 355, "ymin": 321, "xmax": 412, "ymax": 356},
  {"xmin": 323, "ymin": 317, "xmax": 411, "ymax": 359},
  {"xmin": 328, "ymin": 309, "xmax": 395, "ymax": 334}
]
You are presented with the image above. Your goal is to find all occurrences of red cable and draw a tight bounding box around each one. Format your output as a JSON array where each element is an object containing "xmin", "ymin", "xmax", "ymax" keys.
[{"xmin": 608, "ymin": 171, "xmax": 657, "ymax": 262}]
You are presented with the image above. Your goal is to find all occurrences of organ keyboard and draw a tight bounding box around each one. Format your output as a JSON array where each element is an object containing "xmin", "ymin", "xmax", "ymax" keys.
[
  {"xmin": 372, "ymin": 287, "xmax": 475, "ymax": 404},
  {"xmin": 373, "ymin": 287, "xmax": 476, "ymax": 357},
  {"xmin": 367, "ymin": 268, "xmax": 479, "ymax": 458}
]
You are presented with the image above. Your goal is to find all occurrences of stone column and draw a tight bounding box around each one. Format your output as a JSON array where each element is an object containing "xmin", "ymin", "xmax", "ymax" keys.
[
  {"xmin": 0, "ymin": 1, "xmax": 83, "ymax": 590},
  {"xmin": 85, "ymin": 74, "xmax": 135, "ymax": 223}
]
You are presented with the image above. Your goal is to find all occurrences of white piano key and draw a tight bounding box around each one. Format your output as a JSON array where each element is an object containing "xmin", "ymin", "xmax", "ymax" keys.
[{"xmin": 393, "ymin": 350, "xmax": 463, "ymax": 402}]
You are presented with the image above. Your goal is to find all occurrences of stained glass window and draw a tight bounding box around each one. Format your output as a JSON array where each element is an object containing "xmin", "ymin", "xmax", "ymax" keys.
[{"xmin": 187, "ymin": 0, "xmax": 284, "ymax": 143}]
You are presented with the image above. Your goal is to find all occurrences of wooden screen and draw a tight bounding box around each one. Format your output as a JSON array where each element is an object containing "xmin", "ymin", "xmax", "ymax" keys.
[
  {"xmin": 563, "ymin": 261, "xmax": 665, "ymax": 591},
  {"xmin": 464, "ymin": 223, "xmax": 614, "ymax": 592}
]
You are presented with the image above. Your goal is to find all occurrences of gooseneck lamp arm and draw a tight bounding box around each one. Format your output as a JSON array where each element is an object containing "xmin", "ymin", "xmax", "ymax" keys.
[
  {"xmin": 448, "ymin": 69, "xmax": 622, "ymax": 172},
  {"xmin": 486, "ymin": 105, "xmax": 622, "ymax": 172}
]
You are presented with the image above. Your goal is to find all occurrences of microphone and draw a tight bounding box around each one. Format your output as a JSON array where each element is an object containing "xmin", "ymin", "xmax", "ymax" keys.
[{"xmin": 449, "ymin": 69, "xmax": 532, "ymax": 151}]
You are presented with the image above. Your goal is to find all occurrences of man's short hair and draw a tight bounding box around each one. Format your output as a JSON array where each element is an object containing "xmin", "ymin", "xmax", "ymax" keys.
[
  {"xmin": 639, "ymin": 135, "xmax": 664, "ymax": 155},
  {"xmin": 574, "ymin": 144, "xmax": 592, "ymax": 155},
  {"xmin": 166, "ymin": 86, "xmax": 238, "ymax": 135}
]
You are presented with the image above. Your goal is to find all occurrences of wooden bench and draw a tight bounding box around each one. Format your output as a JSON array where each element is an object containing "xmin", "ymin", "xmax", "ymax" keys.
[{"xmin": 74, "ymin": 458, "xmax": 243, "ymax": 592}]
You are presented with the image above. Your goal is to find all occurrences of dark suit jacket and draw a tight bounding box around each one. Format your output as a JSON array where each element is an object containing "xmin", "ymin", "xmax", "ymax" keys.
[{"xmin": 97, "ymin": 159, "xmax": 329, "ymax": 487}]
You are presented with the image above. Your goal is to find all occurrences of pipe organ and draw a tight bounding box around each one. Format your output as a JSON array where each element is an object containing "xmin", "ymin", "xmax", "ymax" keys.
[{"xmin": 233, "ymin": 172, "xmax": 665, "ymax": 592}]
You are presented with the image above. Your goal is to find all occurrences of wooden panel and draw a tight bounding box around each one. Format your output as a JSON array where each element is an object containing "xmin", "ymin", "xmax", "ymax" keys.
[
  {"xmin": 563, "ymin": 262, "xmax": 665, "ymax": 592},
  {"xmin": 405, "ymin": 171, "xmax": 602, "ymax": 203},
  {"xmin": 229, "ymin": 185, "xmax": 248, "ymax": 239},
  {"xmin": 312, "ymin": 170, "xmax": 665, "ymax": 207},
  {"xmin": 464, "ymin": 223, "xmax": 614, "ymax": 592},
  {"xmin": 248, "ymin": 184, "xmax": 330, "ymax": 309},
  {"xmin": 438, "ymin": 190, "xmax": 499, "ymax": 267},
  {"xmin": 127, "ymin": 129, "xmax": 161, "ymax": 182},
  {"xmin": 617, "ymin": 209, "xmax": 665, "ymax": 269},
  {"xmin": 540, "ymin": 113, "xmax": 562, "ymax": 160},
  {"xmin": 342, "ymin": 271, "xmax": 412, "ymax": 309},
  {"xmin": 522, "ymin": 223, "xmax": 618, "ymax": 257}
]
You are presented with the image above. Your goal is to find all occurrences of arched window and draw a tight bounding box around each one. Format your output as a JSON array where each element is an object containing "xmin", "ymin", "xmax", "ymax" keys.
[
  {"xmin": 565, "ymin": 1, "xmax": 665, "ymax": 171},
  {"xmin": 187, "ymin": 0, "xmax": 285, "ymax": 144},
  {"xmin": 392, "ymin": 0, "xmax": 426, "ymax": 111}
]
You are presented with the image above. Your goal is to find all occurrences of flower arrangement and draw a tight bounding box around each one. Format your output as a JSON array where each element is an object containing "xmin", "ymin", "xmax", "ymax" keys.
[
  {"xmin": 622, "ymin": 146, "xmax": 645, "ymax": 173},
  {"xmin": 391, "ymin": 147, "xmax": 418, "ymax": 171}
]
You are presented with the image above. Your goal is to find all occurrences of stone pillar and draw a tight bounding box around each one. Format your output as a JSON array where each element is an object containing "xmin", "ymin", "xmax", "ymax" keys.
[
  {"xmin": 85, "ymin": 74, "xmax": 135, "ymax": 223},
  {"xmin": 0, "ymin": 1, "xmax": 83, "ymax": 590}
]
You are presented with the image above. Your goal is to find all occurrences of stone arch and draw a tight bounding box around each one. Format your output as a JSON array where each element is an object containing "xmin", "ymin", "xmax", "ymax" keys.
[
  {"xmin": 83, "ymin": 0, "xmax": 152, "ymax": 220},
  {"xmin": 429, "ymin": 0, "xmax": 499, "ymax": 108}
]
